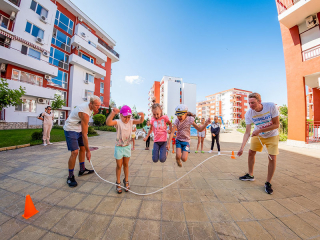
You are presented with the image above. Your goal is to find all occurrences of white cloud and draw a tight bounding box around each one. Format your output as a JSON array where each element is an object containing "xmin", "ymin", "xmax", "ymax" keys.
[{"xmin": 125, "ymin": 75, "xmax": 143, "ymax": 84}]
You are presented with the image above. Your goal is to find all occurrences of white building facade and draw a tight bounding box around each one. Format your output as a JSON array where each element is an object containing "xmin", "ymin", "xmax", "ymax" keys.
[
  {"xmin": 148, "ymin": 76, "xmax": 196, "ymax": 120},
  {"xmin": 0, "ymin": 0, "xmax": 119, "ymax": 129}
]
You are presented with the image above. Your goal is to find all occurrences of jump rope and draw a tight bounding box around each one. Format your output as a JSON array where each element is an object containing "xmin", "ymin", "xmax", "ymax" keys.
[{"xmin": 89, "ymin": 134, "xmax": 272, "ymax": 196}]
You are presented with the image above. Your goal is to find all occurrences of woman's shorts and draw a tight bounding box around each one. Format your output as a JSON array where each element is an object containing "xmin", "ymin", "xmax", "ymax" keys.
[
  {"xmin": 198, "ymin": 132, "xmax": 205, "ymax": 138},
  {"xmin": 114, "ymin": 145, "xmax": 131, "ymax": 159},
  {"xmin": 175, "ymin": 139, "xmax": 190, "ymax": 152},
  {"xmin": 250, "ymin": 135, "xmax": 279, "ymax": 155}
]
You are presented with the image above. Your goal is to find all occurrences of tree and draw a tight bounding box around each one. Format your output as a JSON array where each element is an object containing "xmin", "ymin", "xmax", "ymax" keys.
[
  {"xmin": 109, "ymin": 98, "xmax": 116, "ymax": 108},
  {"xmin": 51, "ymin": 94, "xmax": 66, "ymax": 110},
  {"xmin": 0, "ymin": 78, "xmax": 26, "ymax": 111},
  {"xmin": 170, "ymin": 116, "xmax": 174, "ymax": 123},
  {"xmin": 93, "ymin": 114, "xmax": 106, "ymax": 126},
  {"xmin": 279, "ymin": 105, "xmax": 288, "ymax": 116}
]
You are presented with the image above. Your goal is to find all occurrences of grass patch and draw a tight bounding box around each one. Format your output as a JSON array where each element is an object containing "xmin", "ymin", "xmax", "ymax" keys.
[
  {"xmin": 237, "ymin": 128, "xmax": 246, "ymax": 134},
  {"xmin": 0, "ymin": 128, "xmax": 98, "ymax": 148}
]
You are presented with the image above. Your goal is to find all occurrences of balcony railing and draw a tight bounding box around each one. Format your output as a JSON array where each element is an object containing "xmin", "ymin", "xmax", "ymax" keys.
[
  {"xmin": 97, "ymin": 38, "xmax": 120, "ymax": 58},
  {"xmin": 306, "ymin": 121, "xmax": 320, "ymax": 144},
  {"xmin": 302, "ymin": 44, "xmax": 320, "ymax": 61},
  {"xmin": 275, "ymin": 0, "xmax": 301, "ymax": 15},
  {"xmin": 8, "ymin": 0, "xmax": 21, "ymax": 7}
]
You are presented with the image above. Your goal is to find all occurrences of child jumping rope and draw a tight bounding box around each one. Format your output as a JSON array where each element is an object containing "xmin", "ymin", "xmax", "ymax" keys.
[
  {"xmin": 144, "ymin": 102, "xmax": 172, "ymax": 163},
  {"xmin": 106, "ymin": 105, "xmax": 144, "ymax": 194},
  {"xmin": 167, "ymin": 104, "xmax": 210, "ymax": 167},
  {"xmin": 195, "ymin": 118, "xmax": 206, "ymax": 153}
]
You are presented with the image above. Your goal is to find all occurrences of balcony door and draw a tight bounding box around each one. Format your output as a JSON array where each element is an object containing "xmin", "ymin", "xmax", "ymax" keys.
[{"xmin": 53, "ymin": 110, "xmax": 66, "ymax": 126}]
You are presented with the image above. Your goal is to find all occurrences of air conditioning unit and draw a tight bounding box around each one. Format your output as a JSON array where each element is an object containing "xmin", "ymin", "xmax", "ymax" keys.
[
  {"xmin": 4, "ymin": 37, "xmax": 10, "ymax": 44},
  {"xmin": 84, "ymin": 79, "xmax": 89, "ymax": 84},
  {"xmin": 83, "ymin": 97, "xmax": 87, "ymax": 101},
  {"xmin": 44, "ymin": 75, "xmax": 51, "ymax": 80},
  {"xmin": 0, "ymin": 63, "xmax": 6, "ymax": 72},
  {"xmin": 81, "ymin": 32, "xmax": 86, "ymax": 37},
  {"xmin": 10, "ymin": 11, "xmax": 16, "ymax": 20},
  {"xmin": 306, "ymin": 15, "xmax": 319, "ymax": 29},
  {"xmin": 77, "ymin": 45, "xmax": 81, "ymax": 50},
  {"xmin": 36, "ymin": 37, "xmax": 44, "ymax": 45},
  {"xmin": 40, "ymin": 15, "xmax": 47, "ymax": 23},
  {"xmin": 78, "ymin": 17, "xmax": 83, "ymax": 22},
  {"xmin": 43, "ymin": 51, "xmax": 49, "ymax": 57},
  {"xmin": 38, "ymin": 98, "xmax": 45, "ymax": 104}
]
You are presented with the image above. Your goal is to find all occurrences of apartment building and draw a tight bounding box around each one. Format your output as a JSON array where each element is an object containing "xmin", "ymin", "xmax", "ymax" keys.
[
  {"xmin": 0, "ymin": 0, "xmax": 119, "ymax": 129},
  {"xmin": 196, "ymin": 88, "xmax": 252, "ymax": 124},
  {"xmin": 148, "ymin": 76, "xmax": 196, "ymax": 120},
  {"xmin": 275, "ymin": 0, "xmax": 320, "ymax": 145}
]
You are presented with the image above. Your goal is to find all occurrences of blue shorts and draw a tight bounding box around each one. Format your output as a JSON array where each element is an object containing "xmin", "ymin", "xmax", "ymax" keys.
[
  {"xmin": 175, "ymin": 139, "xmax": 190, "ymax": 152},
  {"xmin": 64, "ymin": 131, "xmax": 84, "ymax": 151},
  {"xmin": 114, "ymin": 145, "xmax": 131, "ymax": 160},
  {"xmin": 152, "ymin": 141, "xmax": 167, "ymax": 163}
]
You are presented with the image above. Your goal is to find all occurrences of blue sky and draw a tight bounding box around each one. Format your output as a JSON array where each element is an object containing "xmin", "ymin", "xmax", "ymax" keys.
[{"xmin": 73, "ymin": 0, "xmax": 287, "ymax": 115}]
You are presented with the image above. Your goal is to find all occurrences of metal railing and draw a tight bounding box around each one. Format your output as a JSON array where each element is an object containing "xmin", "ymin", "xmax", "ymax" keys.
[
  {"xmin": 8, "ymin": 0, "xmax": 21, "ymax": 7},
  {"xmin": 275, "ymin": 0, "xmax": 301, "ymax": 15},
  {"xmin": 0, "ymin": 109, "xmax": 5, "ymax": 121},
  {"xmin": 302, "ymin": 44, "xmax": 320, "ymax": 61},
  {"xmin": 97, "ymin": 38, "xmax": 120, "ymax": 58},
  {"xmin": 306, "ymin": 121, "xmax": 320, "ymax": 144}
]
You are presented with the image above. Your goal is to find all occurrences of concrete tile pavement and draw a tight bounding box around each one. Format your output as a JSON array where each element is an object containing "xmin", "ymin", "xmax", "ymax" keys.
[{"xmin": 0, "ymin": 129, "xmax": 319, "ymax": 239}]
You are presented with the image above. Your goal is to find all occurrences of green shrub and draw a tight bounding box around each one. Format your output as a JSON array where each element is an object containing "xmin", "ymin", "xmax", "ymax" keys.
[
  {"xmin": 88, "ymin": 126, "xmax": 97, "ymax": 135},
  {"xmin": 31, "ymin": 131, "xmax": 42, "ymax": 141},
  {"xmin": 97, "ymin": 126, "xmax": 116, "ymax": 132},
  {"xmin": 93, "ymin": 114, "xmax": 106, "ymax": 126},
  {"xmin": 239, "ymin": 119, "xmax": 246, "ymax": 128},
  {"xmin": 279, "ymin": 133, "xmax": 288, "ymax": 141}
]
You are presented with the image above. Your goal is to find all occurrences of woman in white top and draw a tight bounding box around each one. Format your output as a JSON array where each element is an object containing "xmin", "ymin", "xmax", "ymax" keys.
[{"xmin": 38, "ymin": 106, "xmax": 54, "ymax": 146}]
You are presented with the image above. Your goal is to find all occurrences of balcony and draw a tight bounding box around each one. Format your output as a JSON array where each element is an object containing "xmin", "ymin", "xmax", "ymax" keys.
[
  {"xmin": 69, "ymin": 53, "xmax": 106, "ymax": 78},
  {"xmin": 0, "ymin": 0, "xmax": 20, "ymax": 15},
  {"xmin": 7, "ymin": 78, "xmax": 57, "ymax": 99},
  {"xmin": 97, "ymin": 38, "xmax": 119, "ymax": 63},
  {"xmin": 302, "ymin": 44, "xmax": 320, "ymax": 61},
  {"xmin": 71, "ymin": 35, "xmax": 107, "ymax": 64},
  {"xmin": 0, "ymin": 44, "xmax": 58, "ymax": 77},
  {"xmin": 276, "ymin": 0, "xmax": 320, "ymax": 28}
]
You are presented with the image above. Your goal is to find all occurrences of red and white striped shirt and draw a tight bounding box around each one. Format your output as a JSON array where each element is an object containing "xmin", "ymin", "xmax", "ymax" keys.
[{"xmin": 174, "ymin": 116, "xmax": 195, "ymax": 143}]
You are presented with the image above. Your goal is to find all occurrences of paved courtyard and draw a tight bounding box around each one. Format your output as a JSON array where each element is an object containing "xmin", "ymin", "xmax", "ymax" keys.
[{"xmin": 0, "ymin": 130, "xmax": 320, "ymax": 239}]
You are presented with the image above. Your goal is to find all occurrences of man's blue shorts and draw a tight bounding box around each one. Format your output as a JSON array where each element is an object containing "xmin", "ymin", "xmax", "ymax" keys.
[
  {"xmin": 64, "ymin": 131, "xmax": 84, "ymax": 151},
  {"xmin": 175, "ymin": 139, "xmax": 190, "ymax": 152}
]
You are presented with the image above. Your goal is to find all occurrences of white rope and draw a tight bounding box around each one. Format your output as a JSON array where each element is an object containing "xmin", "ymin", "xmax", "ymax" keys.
[
  {"xmin": 257, "ymin": 136, "xmax": 273, "ymax": 161},
  {"xmin": 89, "ymin": 153, "xmax": 233, "ymax": 196}
]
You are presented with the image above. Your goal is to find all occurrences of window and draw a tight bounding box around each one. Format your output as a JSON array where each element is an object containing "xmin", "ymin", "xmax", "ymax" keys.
[
  {"xmin": 21, "ymin": 45, "xmax": 41, "ymax": 60},
  {"xmin": 100, "ymin": 82, "xmax": 104, "ymax": 93},
  {"xmin": 86, "ymin": 73, "xmax": 94, "ymax": 83},
  {"xmin": 55, "ymin": 10, "xmax": 73, "ymax": 35},
  {"xmin": 55, "ymin": 90, "xmax": 67, "ymax": 106},
  {"xmin": 0, "ymin": 14, "xmax": 10, "ymax": 29},
  {"xmin": 25, "ymin": 22, "xmax": 44, "ymax": 39},
  {"xmin": 216, "ymin": 107, "xmax": 219, "ymax": 111},
  {"xmin": 30, "ymin": 0, "xmax": 48, "ymax": 17},
  {"xmin": 51, "ymin": 70, "xmax": 68, "ymax": 89},
  {"xmin": 79, "ymin": 52, "xmax": 94, "ymax": 63},
  {"xmin": 49, "ymin": 47, "xmax": 69, "ymax": 70},
  {"xmin": 52, "ymin": 29, "xmax": 71, "ymax": 52},
  {"xmin": 101, "ymin": 62, "xmax": 105, "ymax": 67},
  {"xmin": 100, "ymin": 96, "xmax": 103, "ymax": 102},
  {"xmin": 101, "ymin": 77, "xmax": 104, "ymax": 80},
  {"xmin": 85, "ymin": 90, "xmax": 94, "ymax": 100},
  {"xmin": 15, "ymin": 99, "xmax": 37, "ymax": 112},
  {"xmin": 12, "ymin": 69, "xmax": 43, "ymax": 86}
]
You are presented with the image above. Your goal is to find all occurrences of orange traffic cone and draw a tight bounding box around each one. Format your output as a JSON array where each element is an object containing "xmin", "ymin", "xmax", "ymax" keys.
[
  {"xmin": 22, "ymin": 195, "xmax": 39, "ymax": 219},
  {"xmin": 231, "ymin": 151, "xmax": 236, "ymax": 159}
]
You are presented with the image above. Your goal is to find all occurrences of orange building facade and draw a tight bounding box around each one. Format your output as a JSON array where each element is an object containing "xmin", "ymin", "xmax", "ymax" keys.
[
  {"xmin": 196, "ymin": 88, "xmax": 252, "ymax": 125},
  {"xmin": 276, "ymin": 0, "xmax": 320, "ymax": 145}
]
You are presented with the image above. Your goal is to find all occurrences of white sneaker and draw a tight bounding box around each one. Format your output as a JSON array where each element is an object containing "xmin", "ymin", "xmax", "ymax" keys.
[
  {"xmin": 43, "ymin": 143, "xmax": 47, "ymax": 146},
  {"xmin": 208, "ymin": 150, "xmax": 212, "ymax": 153},
  {"xmin": 218, "ymin": 152, "xmax": 221, "ymax": 155},
  {"xmin": 47, "ymin": 142, "xmax": 53, "ymax": 145}
]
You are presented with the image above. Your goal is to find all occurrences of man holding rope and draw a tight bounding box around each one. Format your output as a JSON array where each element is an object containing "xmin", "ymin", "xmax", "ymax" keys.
[
  {"xmin": 64, "ymin": 96, "xmax": 101, "ymax": 187},
  {"xmin": 237, "ymin": 93, "xmax": 279, "ymax": 194}
]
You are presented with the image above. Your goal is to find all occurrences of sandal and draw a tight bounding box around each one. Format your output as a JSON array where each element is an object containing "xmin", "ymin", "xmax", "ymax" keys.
[
  {"xmin": 123, "ymin": 178, "xmax": 130, "ymax": 192},
  {"xmin": 116, "ymin": 182, "xmax": 122, "ymax": 194}
]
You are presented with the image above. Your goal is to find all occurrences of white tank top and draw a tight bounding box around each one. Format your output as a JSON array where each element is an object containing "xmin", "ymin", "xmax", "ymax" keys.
[{"xmin": 63, "ymin": 102, "xmax": 92, "ymax": 132}]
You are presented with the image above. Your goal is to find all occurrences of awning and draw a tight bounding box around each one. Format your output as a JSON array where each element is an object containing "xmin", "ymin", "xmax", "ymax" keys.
[
  {"xmin": 15, "ymin": 36, "xmax": 46, "ymax": 52},
  {"xmin": 0, "ymin": 29, "xmax": 15, "ymax": 39}
]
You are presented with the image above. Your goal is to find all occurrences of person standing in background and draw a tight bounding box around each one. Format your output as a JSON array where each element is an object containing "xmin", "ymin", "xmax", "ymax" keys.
[{"xmin": 38, "ymin": 106, "xmax": 54, "ymax": 146}]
